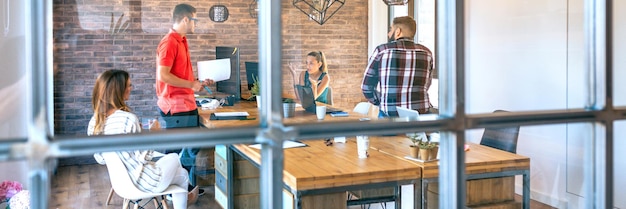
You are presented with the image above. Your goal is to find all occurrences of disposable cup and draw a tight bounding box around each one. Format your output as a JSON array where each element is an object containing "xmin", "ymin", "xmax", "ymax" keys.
[{"xmin": 356, "ymin": 135, "xmax": 369, "ymax": 158}]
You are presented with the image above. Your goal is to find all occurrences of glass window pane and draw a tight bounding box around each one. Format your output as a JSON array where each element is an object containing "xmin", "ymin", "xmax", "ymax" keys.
[
  {"xmin": 466, "ymin": 0, "xmax": 586, "ymax": 114},
  {"xmin": 614, "ymin": 121, "xmax": 626, "ymax": 208},
  {"xmin": 0, "ymin": 0, "xmax": 29, "ymax": 140},
  {"xmin": 613, "ymin": 1, "xmax": 626, "ymax": 107},
  {"xmin": 469, "ymin": 122, "xmax": 593, "ymax": 208}
]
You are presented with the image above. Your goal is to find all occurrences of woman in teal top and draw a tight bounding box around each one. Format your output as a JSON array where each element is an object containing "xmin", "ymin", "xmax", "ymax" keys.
[{"xmin": 290, "ymin": 51, "xmax": 331, "ymax": 104}]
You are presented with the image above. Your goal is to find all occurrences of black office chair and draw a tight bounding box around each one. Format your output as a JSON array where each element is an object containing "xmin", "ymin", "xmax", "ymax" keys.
[{"xmin": 479, "ymin": 110, "xmax": 520, "ymax": 153}]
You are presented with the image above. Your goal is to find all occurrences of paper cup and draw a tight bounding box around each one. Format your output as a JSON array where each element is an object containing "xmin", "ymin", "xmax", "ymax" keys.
[
  {"xmin": 356, "ymin": 135, "xmax": 369, "ymax": 158},
  {"xmin": 316, "ymin": 106, "xmax": 326, "ymax": 120}
]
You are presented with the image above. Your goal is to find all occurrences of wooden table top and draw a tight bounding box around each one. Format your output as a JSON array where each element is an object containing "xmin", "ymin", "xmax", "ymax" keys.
[
  {"xmin": 233, "ymin": 138, "xmax": 421, "ymax": 191},
  {"xmin": 198, "ymin": 100, "xmax": 367, "ymax": 128},
  {"xmin": 367, "ymin": 136, "xmax": 530, "ymax": 178}
]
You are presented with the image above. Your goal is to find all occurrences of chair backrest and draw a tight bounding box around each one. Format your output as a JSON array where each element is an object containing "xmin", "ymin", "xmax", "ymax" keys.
[
  {"xmin": 326, "ymin": 86, "xmax": 334, "ymax": 106},
  {"xmin": 479, "ymin": 110, "xmax": 520, "ymax": 153},
  {"xmin": 102, "ymin": 152, "xmax": 150, "ymax": 200},
  {"xmin": 353, "ymin": 102, "xmax": 371, "ymax": 115}
]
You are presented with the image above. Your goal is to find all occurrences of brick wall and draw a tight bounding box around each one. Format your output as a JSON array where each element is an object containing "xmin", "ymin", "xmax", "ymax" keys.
[{"xmin": 53, "ymin": 0, "xmax": 369, "ymax": 135}]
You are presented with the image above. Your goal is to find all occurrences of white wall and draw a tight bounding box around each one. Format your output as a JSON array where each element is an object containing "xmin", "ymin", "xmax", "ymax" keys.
[{"xmin": 0, "ymin": 0, "xmax": 30, "ymax": 186}]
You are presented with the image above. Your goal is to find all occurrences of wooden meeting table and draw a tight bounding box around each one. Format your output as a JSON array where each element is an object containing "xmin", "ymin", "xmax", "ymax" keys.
[
  {"xmin": 367, "ymin": 137, "xmax": 530, "ymax": 209},
  {"xmin": 200, "ymin": 100, "xmax": 418, "ymax": 209},
  {"xmin": 198, "ymin": 100, "xmax": 530, "ymax": 209}
]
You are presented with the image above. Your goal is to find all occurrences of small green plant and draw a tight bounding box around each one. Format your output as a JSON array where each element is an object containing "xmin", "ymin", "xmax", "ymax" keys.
[
  {"xmin": 408, "ymin": 134, "xmax": 424, "ymax": 147},
  {"xmin": 428, "ymin": 142, "xmax": 439, "ymax": 149},
  {"xmin": 249, "ymin": 75, "xmax": 260, "ymax": 98},
  {"xmin": 418, "ymin": 141, "xmax": 431, "ymax": 149},
  {"xmin": 283, "ymin": 98, "xmax": 295, "ymax": 103}
]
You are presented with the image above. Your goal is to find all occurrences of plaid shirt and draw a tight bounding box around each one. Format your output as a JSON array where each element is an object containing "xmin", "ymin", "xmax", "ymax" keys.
[{"xmin": 361, "ymin": 38, "xmax": 434, "ymax": 116}]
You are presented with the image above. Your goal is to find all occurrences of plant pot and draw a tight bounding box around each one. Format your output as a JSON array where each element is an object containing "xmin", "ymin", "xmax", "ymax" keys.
[
  {"xmin": 256, "ymin": 95, "xmax": 261, "ymax": 109},
  {"xmin": 429, "ymin": 146, "xmax": 439, "ymax": 160},
  {"xmin": 283, "ymin": 103, "xmax": 296, "ymax": 118},
  {"xmin": 419, "ymin": 148, "xmax": 430, "ymax": 161},
  {"xmin": 409, "ymin": 145, "xmax": 419, "ymax": 158}
]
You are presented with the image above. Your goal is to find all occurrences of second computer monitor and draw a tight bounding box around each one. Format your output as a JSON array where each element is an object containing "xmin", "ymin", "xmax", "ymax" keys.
[{"xmin": 245, "ymin": 62, "xmax": 259, "ymax": 90}]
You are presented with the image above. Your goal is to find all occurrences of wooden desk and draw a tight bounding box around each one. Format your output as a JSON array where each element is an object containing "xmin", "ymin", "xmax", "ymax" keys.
[
  {"xmin": 202, "ymin": 101, "xmax": 530, "ymax": 209},
  {"xmin": 205, "ymin": 101, "xmax": 389, "ymax": 209},
  {"xmin": 368, "ymin": 137, "xmax": 531, "ymax": 209},
  {"xmin": 231, "ymin": 139, "xmax": 420, "ymax": 209},
  {"xmin": 198, "ymin": 100, "xmax": 366, "ymax": 128}
]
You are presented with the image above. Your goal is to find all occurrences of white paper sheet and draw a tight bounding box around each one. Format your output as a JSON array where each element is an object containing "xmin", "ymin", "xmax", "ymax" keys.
[
  {"xmin": 198, "ymin": 58, "xmax": 231, "ymax": 82},
  {"xmin": 248, "ymin": 141, "xmax": 307, "ymax": 149},
  {"xmin": 214, "ymin": 112, "xmax": 249, "ymax": 117}
]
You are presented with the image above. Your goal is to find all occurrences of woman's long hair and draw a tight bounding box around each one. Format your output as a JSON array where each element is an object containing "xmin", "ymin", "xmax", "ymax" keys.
[
  {"xmin": 307, "ymin": 51, "xmax": 328, "ymax": 73},
  {"xmin": 91, "ymin": 70, "xmax": 131, "ymax": 135}
]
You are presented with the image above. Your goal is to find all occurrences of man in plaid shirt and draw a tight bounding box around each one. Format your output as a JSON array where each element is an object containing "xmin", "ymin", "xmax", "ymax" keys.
[{"xmin": 361, "ymin": 16, "xmax": 435, "ymax": 117}]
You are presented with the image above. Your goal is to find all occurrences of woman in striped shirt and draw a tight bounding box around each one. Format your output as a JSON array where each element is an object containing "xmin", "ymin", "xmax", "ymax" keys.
[{"xmin": 88, "ymin": 69, "xmax": 192, "ymax": 208}]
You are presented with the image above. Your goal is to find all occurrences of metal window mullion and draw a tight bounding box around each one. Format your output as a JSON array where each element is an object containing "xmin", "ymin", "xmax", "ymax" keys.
[
  {"xmin": 29, "ymin": 0, "xmax": 53, "ymax": 208},
  {"xmin": 258, "ymin": 0, "xmax": 284, "ymax": 209},
  {"xmin": 437, "ymin": 0, "xmax": 465, "ymax": 208},
  {"xmin": 583, "ymin": 0, "xmax": 612, "ymax": 208},
  {"xmin": 51, "ymin": 128, "xmax": 259, "ymax": 157}
]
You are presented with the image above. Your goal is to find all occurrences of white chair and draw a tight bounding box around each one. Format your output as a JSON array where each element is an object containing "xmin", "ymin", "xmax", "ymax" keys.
[
  {"xmin": 102, "ymin": 152, "xmax": 187, "ymax": 209},
  {"xmin": 352, "ymin": 102, "xmax": 371, "ymax": 115}
]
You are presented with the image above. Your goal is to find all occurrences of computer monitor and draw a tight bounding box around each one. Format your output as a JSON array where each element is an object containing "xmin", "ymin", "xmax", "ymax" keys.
[
  {"xmin": 216, "ymin": 46, "xmax": 241, "ymax": 101},
  {"xmin": 396, "ymin": 106, "xmax": 428, "ymax": 140},
  {"xmin": 245, "ymin": 62, "xmax": 259, "ymax": 90}
]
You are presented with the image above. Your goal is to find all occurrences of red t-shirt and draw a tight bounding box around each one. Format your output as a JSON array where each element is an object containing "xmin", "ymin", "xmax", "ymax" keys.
[{"xmin": 156, "ymin": 29, "xmax": 196, "ymax": 114}]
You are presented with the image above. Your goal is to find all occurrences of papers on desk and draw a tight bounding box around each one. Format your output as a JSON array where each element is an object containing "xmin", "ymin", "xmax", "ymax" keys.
[
  {"xmin": 198, "ymin": 58, "xmax": 231, "ymax": 82},
  {"xmin": 214, "ymin": 112, "xmax": 249, "ymax": 117},
  {"xmin": 248, "ymin": 140, "xmax": 307, "ymax": 149},
  {"xmin": 210, "ymin": 112, "xmax": 250, "ymax": 120}
]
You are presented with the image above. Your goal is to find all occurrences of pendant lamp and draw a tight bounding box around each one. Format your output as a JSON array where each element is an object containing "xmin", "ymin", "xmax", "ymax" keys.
[
  {"xmin": 293, "ymin": 0, "xmax": 346, "ymax": 25},
  {"xmin": 249, "ymin": 0, "xmax": 258, "ymax": 18},
  {"xmin": 382, "ymin": 0, "xmax": 409, "ymax": 6}
]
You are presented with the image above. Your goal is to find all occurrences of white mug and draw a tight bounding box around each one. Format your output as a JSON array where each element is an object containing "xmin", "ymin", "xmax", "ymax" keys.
[
  {"xmin": 356, "ymin": 135, "xmax": 369, "ymax": 158},
  {"xmin": 316, "ymin": 106, "xmax": 326, "ymax": 120}
]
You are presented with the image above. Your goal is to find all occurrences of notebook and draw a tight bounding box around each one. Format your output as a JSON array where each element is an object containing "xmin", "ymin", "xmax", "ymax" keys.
[{"xmin": 294, "ymin": 85, "xmax": 342, "ymax": 114}]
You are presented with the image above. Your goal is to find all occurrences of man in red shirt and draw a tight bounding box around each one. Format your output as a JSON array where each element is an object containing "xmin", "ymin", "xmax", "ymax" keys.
[
  {"xmin": 156, "ymin": 3, "xmax": 213, "ymax": 118},
  {"xmin": 155, "ymin": 3, "xmax": 213, "ymax": 200}
]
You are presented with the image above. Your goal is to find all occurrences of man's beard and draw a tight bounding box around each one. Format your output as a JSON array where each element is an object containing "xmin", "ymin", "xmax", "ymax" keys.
[{"xmin": 388, "ymin": 35, "xmax": 396, "ymax": 43}]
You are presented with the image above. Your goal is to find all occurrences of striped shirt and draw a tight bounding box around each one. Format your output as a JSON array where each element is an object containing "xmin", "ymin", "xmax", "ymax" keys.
[
  {"xmin": 361, "ymin": 38, "xmax": 434, "ymax": 116},
  {"xmin": 88, "ymin": 110, "xmax": 162, "ymax": 193}
]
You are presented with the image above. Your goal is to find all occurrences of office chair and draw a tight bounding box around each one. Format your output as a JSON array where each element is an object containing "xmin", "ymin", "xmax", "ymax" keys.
[
  {"xmin": 326, "ymin": 86, "xmax": 334, "ymax": 106},
  {"xmin": 479, "ymin": 110, "xmax": 520, "ymax": 153},
  {"xmin": 101, "ymin": 152, "xmax": 188, "ymax": 209},
  {"xmin": 353, "ymin": 102, "xmax": 371, "ymax": 115}
]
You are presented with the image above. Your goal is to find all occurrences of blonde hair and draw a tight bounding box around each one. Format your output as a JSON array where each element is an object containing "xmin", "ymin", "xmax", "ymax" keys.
[
  {"xmin": 392, "ymin": 16, "xmax": 416, "ymax": 39},
  {"xmin": 307, "ymin": 51, "xmax": 328, "ymax": 73},
  {"xmin": 91, "ymin": 69, "xmax": 131, "ymax": 135}
]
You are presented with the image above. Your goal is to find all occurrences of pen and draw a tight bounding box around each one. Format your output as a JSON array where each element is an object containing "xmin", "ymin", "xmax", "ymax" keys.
[{"xmin": 204, "ymin": 86, "xmax": 213, "ymax": 94}]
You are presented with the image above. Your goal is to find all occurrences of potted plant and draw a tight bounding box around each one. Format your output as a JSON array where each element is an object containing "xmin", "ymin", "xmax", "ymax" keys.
[
  {"xmin": 283, "ymin": 98, "xmax": 296, "ymax": 118},
  {"xmin": 248, "ymin": 75, "xmax": 261, "ymax": 108},
  {"xmin": 428, "ymin": 141, "xmax": 439, "ymax": 160},
  {"xmin": 408, "ymin": 134, "xmax": 423, "ymax": 159},
  {"xmin": 418, "ymin": 140, "xmax": 432, "ymax": 161}
]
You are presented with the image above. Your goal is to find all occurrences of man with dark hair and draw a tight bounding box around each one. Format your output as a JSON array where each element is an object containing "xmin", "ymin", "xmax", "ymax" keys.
[
  {"xmin": 155, "ymin": 3, "xmax": 212, "ymax": 201},
  {"xmin": 361, "ymin": 16, "xmax": 435, "ymax": 117},
  {"xmin": 156, "ymin": 3, "xmax": 211, "ymax": 119}
]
